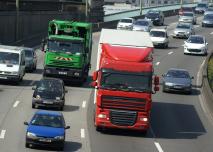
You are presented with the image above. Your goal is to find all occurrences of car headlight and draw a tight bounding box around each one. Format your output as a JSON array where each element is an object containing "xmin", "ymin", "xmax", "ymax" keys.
[
  {"xmin": 165, "ymin": 82, "xmax": 174, "ymax": 86},
  {"xmin": 12, "ymin": 71, "xmax": 18, "ymax": 75},
  {"xmin": 54, "ymin": 136, "xmax": 64, "ymax": 140},
  {"xmin": 155, "ymin": 18, "xmax": 159, "ymax": 20},
  {"xmin": 35, "ymin": 95, "xmax": 41, "ymax": 100},
  {"xmin": 185, "ymin": 84, "xmax": 191, "ymax": 87},
  {"xmin": 27, "ymin": 132, "xmax": 37, "ymax": 139}
]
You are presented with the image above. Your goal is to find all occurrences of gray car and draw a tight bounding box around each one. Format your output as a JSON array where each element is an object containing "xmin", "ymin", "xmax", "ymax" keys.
[
  {"xmin": 173, "ymin": 23, "xmax": 195, "ymax": 38},
  {"xmin": 195, "ymin": 3, "xmax": 208, "ymax": 14},
  {"xmin": 132, "ymin": 19, "xmax": 153, "ymax": 32},
  {"xmin": 179, "ymin": 12, "xmax": 196, "ymax": 24},
  {"xmin": 162, "ymin": 68, "xmax": 194, "ymax": 94},
  {"xmin": 202, "ymin": 13, "xmax": 213, "ymax": 27},
  {"xmin": 23, "ymin": 48, "xmax": 37, "ymax": 72}
]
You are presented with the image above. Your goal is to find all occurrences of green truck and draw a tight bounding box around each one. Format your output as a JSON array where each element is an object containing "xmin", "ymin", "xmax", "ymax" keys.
[{"xmin": 42, "ymin": 20, "xmax": 92, "ymax": 83}]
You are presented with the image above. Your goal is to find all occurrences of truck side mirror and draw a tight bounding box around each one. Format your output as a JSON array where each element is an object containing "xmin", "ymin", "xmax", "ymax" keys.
[
  {"xmin": 154, "ymin": 76, "xmax": 159, "ymax": 85},
  {"xmin": 92, "ymin": 71, "xmax": 98, "ymax": 81},
  {"xmin": 90, "ymin": 81, "xmax": 97, "ymax": 87}
]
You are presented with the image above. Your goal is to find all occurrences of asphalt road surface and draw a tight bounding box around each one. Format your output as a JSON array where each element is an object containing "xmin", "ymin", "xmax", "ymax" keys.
[{"xmin": 0, "ymin": 15, "xmax": 213, "ymax": 152}]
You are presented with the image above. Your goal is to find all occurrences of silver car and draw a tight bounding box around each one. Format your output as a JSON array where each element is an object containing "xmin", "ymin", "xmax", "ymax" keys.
[
  {"xmin": 23, "ymin": 48, "xmax": 37, "ymax": 72},
  {"xmin": 173, "ymin": 23, "xmax": 195, "ymax": 38},
  {"xmin": 162, "ymin": 68, "xmax": 194, "ymax": 94},
  {"xmin": 132, "ymin": 19, "xmax": 153, "ymax": 32},
  {"xmin": 179, "ymin": 12, "xmax": 196, "ymax": 24},
  {"xmin": 202, "ymin": 13, "xmax": 213, "ymax": 27}
]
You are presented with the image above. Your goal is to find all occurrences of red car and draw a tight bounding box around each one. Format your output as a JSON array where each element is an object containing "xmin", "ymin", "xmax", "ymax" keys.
[{"xmin": 179, "ymin": 7, "xmax": 194, "ymax": 15}]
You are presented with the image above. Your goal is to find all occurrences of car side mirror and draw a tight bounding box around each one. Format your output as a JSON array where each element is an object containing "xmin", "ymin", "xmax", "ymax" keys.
[
  {"xmin": 92, "ymin": 71, "xmax": 98, "ymax": 81},
  {"xmin": 32, "ymin": 86, "xmax": 36, "ymax": 90},
  {"xmin": 24, "ymin": 122, "xmax": 29, "ymax": 125},
  {"xmin": 191, "ymin": 76, "xmax": 194, "ymax": 79},
  {"xmin": 65, "ymin": 126, "xmax": 70, "ymax": 129},
  {"xmin": 206, "ymin": 42, "xmax": 208, "ymax": 45},
  {"xmin": 90, "ymin": 81, "xmax": 97, "ymax": 87}
]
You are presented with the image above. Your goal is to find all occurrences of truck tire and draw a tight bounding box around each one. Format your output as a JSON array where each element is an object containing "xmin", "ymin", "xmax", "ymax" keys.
[
  {"xmin": 25, "ymin": 143, "xmax": 30, "ymax": 148},
  {"xmin": 96, "ymin": 126, "xmax": 103, "ymax": 132}
]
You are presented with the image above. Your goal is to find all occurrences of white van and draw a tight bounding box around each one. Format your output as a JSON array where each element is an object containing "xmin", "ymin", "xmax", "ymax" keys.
[{"xmin": 0, "ymin": 45, "xmax": 26, "ymax": 82}]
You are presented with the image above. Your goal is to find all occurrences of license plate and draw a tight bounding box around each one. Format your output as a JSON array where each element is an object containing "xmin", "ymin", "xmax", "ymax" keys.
[
  {"xmin": 43, "ymin": 101, "xmax": 53, "ymax": 104},
  {"xmin": 174, "ymin": 86, "xmax": 182, "ymax": 89},
  {"xmin": 39, "ymin": 138, "xmax": 51, "ymax": 142},
  {"xmin": 58, "ymin": 71, "xmax": 67, "ymax": 75}
]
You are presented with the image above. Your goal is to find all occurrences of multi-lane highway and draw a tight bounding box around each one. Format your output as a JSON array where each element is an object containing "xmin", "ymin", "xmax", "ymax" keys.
[{"xmin": 0, "ymin": 15, "xmax": 213, "ymax": 152}]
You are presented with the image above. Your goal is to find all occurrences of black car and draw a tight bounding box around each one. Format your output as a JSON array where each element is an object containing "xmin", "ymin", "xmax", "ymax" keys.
[
  {"xmin": 145, "ymin": 9, "xmax": 164, "ymax": 26},
  {"xmin": 32, "ymin": 78, "xmax": 67, "ymax": 110}
]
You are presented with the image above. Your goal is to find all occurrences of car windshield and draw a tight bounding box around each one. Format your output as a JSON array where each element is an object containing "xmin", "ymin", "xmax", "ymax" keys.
[
  {"xmin": 197, "ymin": 3, "xmax": 207, "ymax": 7},
  {"xmin": 36, "ymin": 80, "xmax": 62, "ymax": 93},
  {"xmin": 135, "ymin": 20, "xmax": 149, "ymax": 26},
  {"xmin": 48, "ymin": 40, "xmax": 83, "ymax": 54},
  {"xmin": 31, "ymin": 114, "xmax": 64, "ymax": 128},
  {"xmin": 177, "ymin": 24, "xmax": 190, "ymax": 29},
  {"xmin": 100, "ymin": 70, "xmax": 152, "ymax": 93},
  {"xmin": 24, "ymin": 50, "xmax": 33, "ymax": 58},
  {"xmin": 150, "ymin": 31, "xmax": 165, "ymax": 37},
  {"xmin": 166, "ymin": 70, "xmax": 190, "ymax": 78},
  {"xmin": 120, "ymin": 19, "xmax": 132, "ymax": 23},
  {"xmin": 182, "ymin": 13, "xmax": 193, "ymax": 17},
  {"xmin": 187, "ymin": 36, "xmax": 204, "ymax": 44},
  {"xmin": 0, "ymin": 52, "xmax": 19, "ymax": 65},
  {"xmin": 204, "ymin": 14, "xmax": 213, "ymax": 19},
  {"xmin": 182, "ymin": 7, "xmax": 192, "ymax": 11}
]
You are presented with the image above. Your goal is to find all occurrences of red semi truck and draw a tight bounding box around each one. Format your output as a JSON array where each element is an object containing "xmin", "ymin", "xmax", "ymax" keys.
[{"xmin": 91, "ymin": 29, "xmax": 159, "ymax": 132}]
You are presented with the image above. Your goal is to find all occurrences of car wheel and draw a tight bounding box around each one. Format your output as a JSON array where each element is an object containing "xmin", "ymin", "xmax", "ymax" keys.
[
  {"xmin": 59, "ymin": 106, "xmax": 64, "ymax": 111},
  {"xmin": 25, "ymin": 143, "xmax": 30, "ymax": 148}
]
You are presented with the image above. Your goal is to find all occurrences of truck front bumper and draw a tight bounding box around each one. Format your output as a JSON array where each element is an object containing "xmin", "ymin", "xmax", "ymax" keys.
[{"xmin": 0, "ymin": 74, "xmax": 20, "ymax": 81}]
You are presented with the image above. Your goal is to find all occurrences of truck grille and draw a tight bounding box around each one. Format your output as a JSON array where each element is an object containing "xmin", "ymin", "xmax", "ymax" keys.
[
  {"xmin": 49, "ymin": 60, "xmax": 75, "ymax": 67},
  {"xmin": 110, "ymin": 110, "xmax": 137, "ymax": 126},
  {"xmin": 101, "ymin": 96, "xmax": 146, "ymax": 111},
  {"xmin": 187, "ymin": 49, "xmax": 201, "ymax": 52}
]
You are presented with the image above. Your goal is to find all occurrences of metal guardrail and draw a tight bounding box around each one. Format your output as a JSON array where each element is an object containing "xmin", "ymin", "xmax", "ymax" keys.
[{"xmin": 104, "ymin": 3, "xmax": 197, "ymax": 22}]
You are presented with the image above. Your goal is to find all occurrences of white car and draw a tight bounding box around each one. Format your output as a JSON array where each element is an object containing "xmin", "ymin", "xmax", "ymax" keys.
[
  {"xmin": 133, "ymin": 19, "xmax": 153, "ymax": 32},
  {"xmin": 117, "ymin": 18, "xmax": 135, "ymax": 30},
  {"xmin": 150, "ymin": 28, "xmax": 169, "ymax": 48},
  {"xmin": 184, "ymin": 35, "xmax": 208, "ymax": 55}
]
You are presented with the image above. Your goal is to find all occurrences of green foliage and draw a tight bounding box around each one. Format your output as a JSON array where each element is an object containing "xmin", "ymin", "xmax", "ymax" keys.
[{"xmin": 208, "ymin": 56, "xmax": 213, "ymax": 90}]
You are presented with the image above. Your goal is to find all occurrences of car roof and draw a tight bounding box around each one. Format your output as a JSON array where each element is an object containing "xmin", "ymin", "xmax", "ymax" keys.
[
  {"xmin": 150, "ymin": 28, "xmax": 167, "ymax": 32},
  {"xmin": 35, "ymin": 110, "xmax": 63, "ymax": 116},
  {"xmin": 168, "ymin": 68, "xmax": 189, "ymax": 72},
  {"xmin": 120, "ymin": 17, "xmax": 134, "ymax": 20},
  {"xmin": 136, "ymin": 19, "xmax": 149, "ymax": 22},
  {"xmin": 189, "ymin": 35, "xmax": 204, "ymax": 38}
]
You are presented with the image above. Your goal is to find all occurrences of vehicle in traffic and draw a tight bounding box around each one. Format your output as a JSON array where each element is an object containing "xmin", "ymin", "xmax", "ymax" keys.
[
  {"xmin": 172, "ymin": 22, "xmax": 195, "ymax": 38},
  {"xmin": 117, "ymin": 18, "xmax": 135, "ymax": 30},
  {"xmin": 23, "ymin": 47, "xmax": 37, "ymax": 72},
  {"xmin": 204, "ymin": 7, "xmax": 213, "ymax": 15},
  {"xmin": 202, "ymin": 13, "xmax": 213, "ymax": 27},
  {"xmin": 32, "ymin": 78, "xmax": 67, "ymax": 110},
  {"xmin": 150, "ymin": 28, "xmax": 169, "ymax": 48},
  {"xmin": 179, "ymin": 7, "xmax": 194, "ymax": 15},
  {"xmin": 162, "ymin": 68, "xmax": 193, "ymax": 94},
  {"xmin": 24, "ymin": 110, "xmax": 70, "ymax": 150},
  {"xmin": 132, "ymin": 19, "xmax": 153, "ymax": 32},
  {"xmin": 184, "ymin": 35, "xmax": 208, "ymax": 55},
  {"xmin": 178, "ymin": 12, "xmax": 196, "ymax": 24},
  {"xmin": 42, "ymin": 20, "xmax": 92, "ymax": 84},
  {"xmin": 145, "ymin": 9, "xmax": 164, "ymax": 25},
  {"xmin": 195, "ymin": 2, "xmax": 208, "ymax": 14},
  {"xmin": 0, "ymin": 45, "xmax": 25, "ymax": 82},
  {"xmin": 91, "ymin": 29, "xmax": 159, "ymax": 133}
]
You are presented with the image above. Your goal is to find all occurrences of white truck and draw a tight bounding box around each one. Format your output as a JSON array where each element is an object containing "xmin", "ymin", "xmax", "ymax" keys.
[{"xmin": 0, "ymin": 45, "xmax": 26, "ymax": 83}]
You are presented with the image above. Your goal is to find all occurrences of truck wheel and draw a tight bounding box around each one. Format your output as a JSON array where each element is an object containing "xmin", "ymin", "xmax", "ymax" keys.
[
  {"xmin": 96, "ymin": 126, "xmax": 103, "ymax": 132},
  {"xmin": 32, "ymin": 103, "xmax": 35, "ymax": 109}
]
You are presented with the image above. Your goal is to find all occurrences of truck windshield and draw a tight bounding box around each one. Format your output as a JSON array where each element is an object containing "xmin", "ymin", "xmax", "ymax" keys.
[
  {"xmin": 100, "ymin": 70, "xmax": 152, "ymax": 93},
  {"xmin": 47, "ymin": 40, "xmax": 83, "ymax": 54},
  {"xmin": 0, "ymin": 52, "xmax": 19, "ymax": 65}
]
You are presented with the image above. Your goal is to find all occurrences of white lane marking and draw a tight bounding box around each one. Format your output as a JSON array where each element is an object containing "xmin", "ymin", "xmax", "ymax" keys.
[
  {"xmin": 82, "ymin": 100, "xmax": 86, "ymax": 108},
  {"xmin": 154, "ymin": 142, "xmax": 164, "ymax": 152},
  {"xmin": 30, "ymin": 80, "xmax": 35, "ymax": 86},
  {"xmin": 194, "ymin": 25, "xmax": 200, "ymax": 28},
  {"xmin": 181, "ymin": 44, "xmax": 185, "ymax": 46},
  {"xmin": 80, "ymin": 129, "xmax": 85, "ymax": 138},
  {"xmin": 13, "ymin": 101, "xmax": 20, "ymax": 108},
  {"xmin": 211, "ymin": 32, "xmax": 213, "ymax": 35},
  {"xmin": 156, "ymin": 62, "xmax": 160, "ymax": 66},
  {"xmin": 0, "ymin": 130, "xmax": 6, "ymax": 139},
  {"xmin": 168, "ymin": 51, "xmax": 173, "ymax": 55}
]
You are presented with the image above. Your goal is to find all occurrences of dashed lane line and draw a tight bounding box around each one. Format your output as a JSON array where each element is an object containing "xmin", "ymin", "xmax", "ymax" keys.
[
  {"xmin": 81, "ymin": 129, "xmax": 85, "ymax": 138},
  {"xmin": 156, "ymin": 62, "xmax": 160, "ymax": 66},
  {"xmin": 82, "ymin": 100, "xmax": 86, "ymax": 108},
  {"xmin": 168, "ymin": 51, "xmax": 173, "ymax": 55},
  {"xmin": 30, "ymin": 80, "xmax": 35, "ymax": 86},
  {"xmin": 211, "ymin": 32, "xmax": 213, "ymax": 35},
  {"xmin": 13, "ymin": 101, "xmax": 20, "ymax": 108},
  {"xmin": 0, "ymin": 130, "xmax": 6, "ymax": 139},
  {"xmin": 154, "ymin": 142, "xmax": 164, "ymax": 152}
]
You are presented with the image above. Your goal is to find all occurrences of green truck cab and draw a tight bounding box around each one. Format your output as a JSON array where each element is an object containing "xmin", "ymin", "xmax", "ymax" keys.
[{"xmin": 42, "ymin": 20, "xmax": 92, "ymax": 83}]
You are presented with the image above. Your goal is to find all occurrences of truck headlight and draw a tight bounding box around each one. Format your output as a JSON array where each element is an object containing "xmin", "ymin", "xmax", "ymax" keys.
[
  {"xmin": 140, "ymin": 117, "xmax": 148, "ymax": 122},
  {"xmin": 54, "ymin": 136, "xmax": 64, "ymax": 140},
  {"xmin": 97, "ymin": 114, "xmax": 106, "ymax": 118},
  {"xmin": 27, "ymin": 132, "xmax": 37, "ymax": 139},
  {"xmin": 74, "ymin": 72, "xmax": 80, "ymax": 76}
]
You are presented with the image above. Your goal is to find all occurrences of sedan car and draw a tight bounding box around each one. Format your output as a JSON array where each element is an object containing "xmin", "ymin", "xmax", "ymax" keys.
[
  {"xmin": 202, "ymin": 13, "xmax": 213, "ymax": 27},
  {"xmin": 204, "ymin": 7, "xmax": 213, "ymax": 15},
  {"xmin": 184, "ymin": 35, "xmax": 208, "ymax": 55},
  {"xmin": 145, "ymin": 9, "xmax": 164, "ymax": 25},
  {"xmin": 195, "ymin": 2, "xmax": 208, "ymax": 14},
  {"xmin": 150, "ymin": 28, "xmax": 169, "ymax": 48},
  {"xmin": 162, "ymin": 68, "xmax": 194, "ymax": 94},
  {"xmin": 179, "ymin": 12, "xmax": 196, "ymax": 24},
  {"xmin": 32, "ymin": 78, "xmax": 67, "ymax": 110},
  {"xmin": 179, "ymin": 7, "xmax": 194, "ymax": 16},
  {"xmin": 24, "ymin": 110, "xmax": 70, "ymax": 150},
  {"xmin": 173, "ymin": 23, "xmax": 195, "ymax": 38},
  {"xmin": 23, "ymin": 47, "xmax": 37, "ymax": 72},
  {"xmin": 132, "ymin": 19, "xmax": 153, "ymax": 32},
  {"xmin": 117, "ymin": 18, "xmax": 135, "ymax": 30}
]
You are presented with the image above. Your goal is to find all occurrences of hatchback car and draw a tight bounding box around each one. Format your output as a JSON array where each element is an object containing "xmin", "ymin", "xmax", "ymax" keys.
[
  {"xmin": 23, "ymin": 48, "xmax": 37, "ymax": 72},
  {"xmin": 150, "ymin": 28, "xmax": 169, "ymax": 48},
  {"xmin": 32, "ymin": 78, "xmax": 67, "ymax": 110},
  {"xmin": 173, "ymin": 23, "xmax": 194, "ymax": 38},
  {"xmin": 132, "ymin": 19, "xmax": 153, "ymax": 32},
  {"xmin": 145, "ymin": 9, "xmax": 164, "ymax": 25},
  {"xmin": 24, "ymin": 110, "xmax": 70, "ymax": 150},
  {"xmin": 162, "ymin": 68, "xmax": 194, "ymax": 94},
  {"xmin": 179, "ymin": 12, "xmax": 196, "ymax": 24},
  {"xmin": 202, "ymin": 13, "xmax": 213, "ymax": 27},
  {"xmin": 117, "ymin": 18, "xmax": 135, "ymax": 30},
  {"xmin": 184, "ymin": 35, "xmax": 208, "ymax": 55}
]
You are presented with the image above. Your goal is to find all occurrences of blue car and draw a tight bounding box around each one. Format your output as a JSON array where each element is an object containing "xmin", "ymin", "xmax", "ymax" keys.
[{"xmin": 24, "ymin": 110, "xmax": 70, "ymax": 150}]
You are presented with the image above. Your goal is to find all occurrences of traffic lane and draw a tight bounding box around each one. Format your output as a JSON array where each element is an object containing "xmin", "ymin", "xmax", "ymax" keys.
[{"xmin": 87, "ymin": 91, "xmax": 158, "ymax": 152}]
